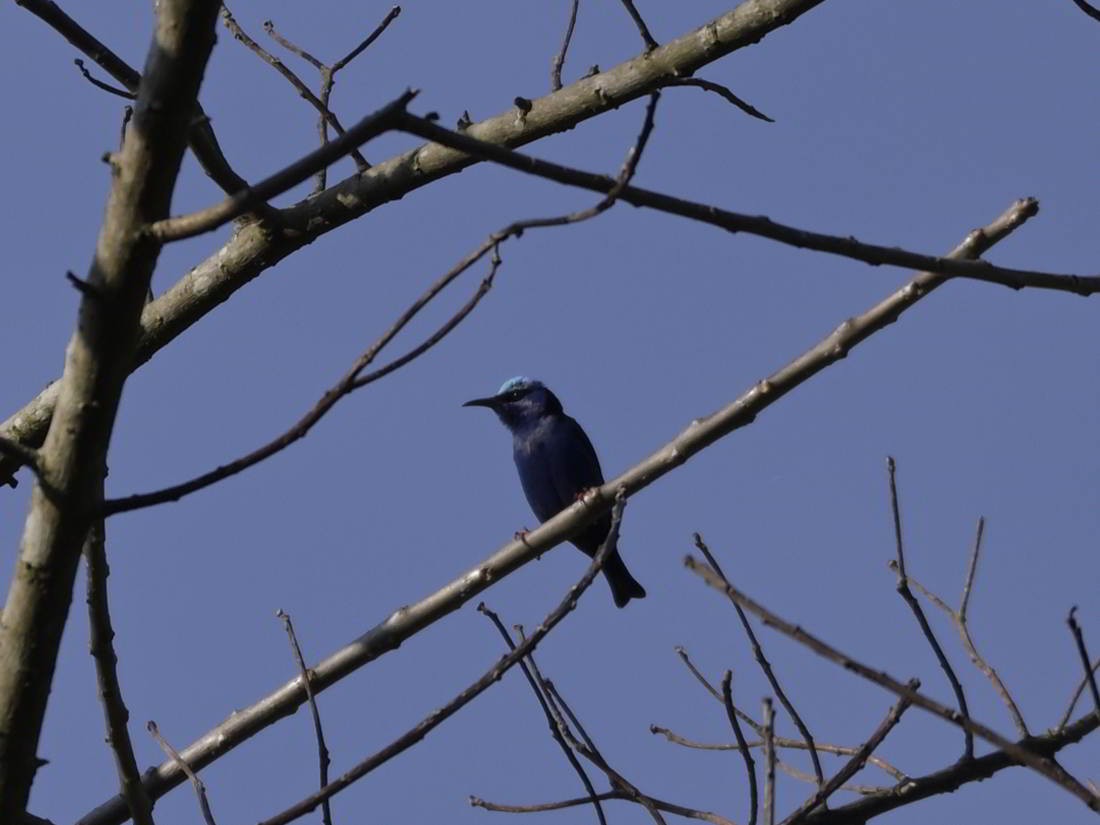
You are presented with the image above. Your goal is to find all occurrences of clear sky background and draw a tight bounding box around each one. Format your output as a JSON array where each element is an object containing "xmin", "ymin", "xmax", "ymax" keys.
[{"xmin": 1, "ymin": 2, "xmax": 1096, "ymax": 824}]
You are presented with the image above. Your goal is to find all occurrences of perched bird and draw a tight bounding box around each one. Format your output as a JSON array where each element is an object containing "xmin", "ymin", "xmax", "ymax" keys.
[{"xmin": 463, "ymin": 377, "xmax": 646, "ymax": 607}]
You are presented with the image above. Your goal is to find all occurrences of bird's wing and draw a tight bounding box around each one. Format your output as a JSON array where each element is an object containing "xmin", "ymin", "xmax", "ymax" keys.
[{"xmin": 546, "ymin": 415, "xmax": 606, "ymax": 506}]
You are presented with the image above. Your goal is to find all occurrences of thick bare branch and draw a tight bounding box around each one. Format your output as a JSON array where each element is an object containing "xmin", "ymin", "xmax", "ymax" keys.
[
  {"xmin": 76, "ymin": 199, "xmax": 1034, "ymax": 825},
  {"xmin": 0, "ymin": 2, "xmax": 221, "ymax": 816}
]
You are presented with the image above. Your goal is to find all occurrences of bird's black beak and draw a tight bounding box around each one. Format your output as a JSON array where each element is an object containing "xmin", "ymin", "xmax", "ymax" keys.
[{"xmin": 462, "ymin": 395, "xmax": 499, "ymax": 409}]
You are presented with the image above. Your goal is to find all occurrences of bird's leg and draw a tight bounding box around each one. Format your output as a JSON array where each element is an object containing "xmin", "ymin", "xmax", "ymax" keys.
[{"xmin": 573, "ymin": 487, "xmax": 600, "ymax": 503}]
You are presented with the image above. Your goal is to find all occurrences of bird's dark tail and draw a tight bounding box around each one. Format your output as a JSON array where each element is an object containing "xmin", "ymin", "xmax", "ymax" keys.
[{"xmin": 602, "ymin": 550, "xmax": 646, "ymax": 608}]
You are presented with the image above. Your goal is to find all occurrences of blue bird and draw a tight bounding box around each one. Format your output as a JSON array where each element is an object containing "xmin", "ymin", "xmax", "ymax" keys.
[{"xmin": 464, "ymin": 377, "xmax": 646, "ymax": 608}]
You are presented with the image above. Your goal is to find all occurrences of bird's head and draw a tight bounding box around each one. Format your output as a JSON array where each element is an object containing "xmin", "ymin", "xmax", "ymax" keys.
[{"xmin": 463, "ymin": 376, "xmax": 562, "ymax": 430}]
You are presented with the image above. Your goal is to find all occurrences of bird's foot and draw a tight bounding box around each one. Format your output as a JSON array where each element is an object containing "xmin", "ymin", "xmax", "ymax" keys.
[{"xmin": 574, "ymin": 487, "xmax": 599, "ymax": 503}]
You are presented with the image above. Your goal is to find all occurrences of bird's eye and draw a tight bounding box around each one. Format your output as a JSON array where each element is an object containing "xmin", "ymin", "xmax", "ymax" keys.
[{"xmin": 504, "ymin": 390, "xmax": 523, "ymax": 401}]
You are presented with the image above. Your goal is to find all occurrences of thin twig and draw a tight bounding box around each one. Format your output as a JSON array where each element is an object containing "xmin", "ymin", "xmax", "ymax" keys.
[
  {"xmin": 674, "ymin": 647, "xmax": 723, "ymax": 702},
  {"xmin": 685, "ymin": 558, "xmax": 1100, "ymax": 811},
  {"xmin": 1060, "ymin": 658, "xmax": 1100, "ymax": 730},
  {"xmin": 783, "ymin": 690, "xmax": 915, "ymax": 824},
  {"xmin": 276, "ymin": 611, "xmax": 332, "ymax": 825},
  {"xmin": 762, "ymin": 699, "xmax": 775, "ymax": 825},
  {"xmin": 649, "ymin": 726, "xmax": 909, "ymax": 784},
  {"xmin": 471, "ymin": 790, "xmax": 736, "ymax": 825},
  {"xmin": 904, "ymin": 517, "xmax": 1030, "ymax": 737},
  {"xmin": 478, "ymin": 607, "xmax": 607, "ymax": 825},
  {"xmin": 617, "ymin": 0, "xmax": 659, "ymax": 49},
  {"xmin": 551, "ymin": 0, "xmax": 581, "ymax": 91},
  {"xmin": 696, "ymin": 535, "xmax": 825, "ymax": 787},
  {"xmin": 722, "ymin": 672, "xmax": 758, "ymax": 825},
  {"xmin": 74, "ymin": 59, "xmax": 135, "ymax": 99},
  {"xmin": 222, "ymin": 5, "xmax": 368, "ymax": 169},
  {"xmin": 886, "ymin": 457, "xmax": 973, "ymax": 758},
  {"xmin": 148, "ymin": 90, "xmax": 416, "ymax": 242},
  {"xmin": 147, "ymin": 722, "xmax": 217, "ymax": 825},
  {"xmin": 660, "ymin": 77, "xmax": 772, "ymax": 122},
  {"xmin": 85, "ymin": 516, "xmax": 155, "ymax": 825},
  {"xmin": 1066, "ymin": 608, "xmax": 1100, "ymax": 716},
  {"xmin": 255, "ymin": 494, "xmax": 627, "ymax": 825}
]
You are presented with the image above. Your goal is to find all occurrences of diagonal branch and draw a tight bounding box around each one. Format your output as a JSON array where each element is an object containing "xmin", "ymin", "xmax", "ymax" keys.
[
  {"xmin": 1069, "ymin": 0, "xmax": 1100, "ymax": 21},
  {"xmin": 685, "ymin": 558, "xmax": 1100, "ymax": 811},
  {"xmin": 1066, "ymin": 608, "xmax": 1099, "ymax": 716},
  {"xmin": 721, "ymin": 672, "xmax": 758, "ymax": 825},
  {"xmin": 885, "ymin": 458, "xmax": 973, "ymax": 758},
  {"xmin": 75, "ymin": 199, "xmax": 1036, "ymax": 825}
]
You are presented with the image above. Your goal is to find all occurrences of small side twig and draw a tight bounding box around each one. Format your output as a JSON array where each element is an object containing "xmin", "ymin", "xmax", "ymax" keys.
[
  {"xmin": 478, "ymin": 606, "xmax": 606, "ymax": 825},
  {"xmin": 147, "ymin": 721, "xmax": 217, "ymax": 825},
  {"xmin": 85, "ymin": 515, "xmax": 155, "ymax": 825},
  {"xmin": 660, "ymin": 77, "xmax": 773, "ymax": 122},
  {"xmin": 886, "ymin": 457, "xmax": 973, "ymax": 758},
  {"xmin": 904, "ymin": 516, "xmax": 1030, "ymax": 737},
  {"xmin": 276, "ymin": 611, "xmax": 333, "ymax": 825},
  {"xmin": 784, "ymin": 688, "xmax": 916, "ymax": 824},
  {"xmin": 762, "ymin": 699, "xmax": 775, "ymax": 825},
  {"xmin": 696, "ymin": 534, "xmax": 825, "ymax": 788},
  {"xmin": 551, "ymin": 0, "xmax": 581, "ymax": 90},
  {"xmin": 74, "ymin": 59, "xmax": 134, "ymax": 99},
  {"xmin": 471, "ymin": 790, "xmax": 735, "ymax": 825},
  {"xmin": 617, "ymin": 0, "xmax": 658, "ymax": 50},
  {"xmin": 1066, "ymin": 608, "xmax": 1099, "ymax": 716},
  {"xmin": 721, "ymin": 672, "xmax": 758, "ymax": 825},
  {"xmin": 1060, "ymin": 657, "xmax": 1100, "ymax": 730}
]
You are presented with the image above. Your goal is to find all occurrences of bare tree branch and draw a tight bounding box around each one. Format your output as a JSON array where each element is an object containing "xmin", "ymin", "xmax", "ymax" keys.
[
  {"xmin": 471, "ymin": 790, "xmax": 737, "ymax": 825},
  {"xmin": 617, "ymin": 0, "xmax": 659, "ymax": 50},
  {"xmin": 721, "ymin": 672, "xmax": 758, "ymax": 825},
  {"xmin": 695, "ymin": 535, "xmax": 824, "ymax": 787},
  {"xmin": 903, "ymin": 517, "xmax": 1031, "ymax": 737},
  {"xmin": 146, "ymin": 722, "xmax": 217, "ymax": 825},
  {"xmin": 0, "ymin": 2, "xmax": 222, "ymax": 816},
  {"xmin": 479, "ymin": 608, "xmax": 607, "ymax": 825},
  {"xmin": 660, "ymin": 77, "xmax": 773, "ymax": 122},
  {"xmin": 12, "ymin": 0, "xmax": 270, "ymax": 208},
  {"xmin": 253, "ymin": 495, "xmax": 626, "ymax": 825},
  {"xmin": 885, "ymin": 457, "xmax": 973, "ymax": 758},
  {"xmin": 1060, "ymin": 658, "xmax": 1100, "ymax": 730},
  {"xmin": 784, "ymin": 690, "xmax": 915, "ymax": 824},
  {"xmin": 275, "ymin": 611, "xmax": 333, "ymax": 825},
  {"xmin": 761, "ymin": 700, "xmax": 775, "ymax": 825},
  {"xmin": 550, "ymin": 0, "xmax": 581, "ymax": 91},
  {"xmin": 76, "ymin": 199, "xmax": 1037, "ymax": 825},
  {"xmin": 1069, "ymin": 0, "xmax": 1100, "ymax": 21},
  {"xmin": 221, "ymin": 5, "xmax": 369, "ymax": 170},
  {"xmin": 685, "ymin": 557, "xmax": 1100, "ymax": 811},
  {"xmin": 148, "ymin": 90, "xmax": 416, "ymax": 242},
  {"xmin": 1066, "ymin": 608, "xmax": 1100, "ymax": 716},
  {"xmin": 85, "ymin": 508, "xmax": 155, "ymax": 825}
]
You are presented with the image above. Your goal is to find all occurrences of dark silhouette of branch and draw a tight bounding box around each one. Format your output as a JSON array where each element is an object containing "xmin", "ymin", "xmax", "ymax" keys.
[
  {"xmin": 73, "ymin": 59, "xmax": 133, "ymax": 99},
  {"xmin": 784, "ymin": 690, "xmax": 915, "ymax": 824},
  {"xmin": 478, "ymin": 607, "xmax": 607, "ymax": 825},
  {"xmin": 471, "ymin": 790, "xmax": 735, "ymax": 825},
  {"xmin": 660, "ymin": 77, "xmax": 773, "ymax": 122},
  {"xmin": 146, "ymin": 721, "xmax": 217, "ymax": 825},
  {"xmin": 1066, "ymin": 608, "xmax": 1099, "ymax": 716},
  {"xmin": 105, "ymin": 93, "xmax": 658, "ymax": 515},
  {"xmin": 265, "ymin": 6, "xmax": 402, "ymax": 190},
  {"xmin": 148, "ymin": 90, "xmax": 417, "ymax": 242},
  {"xmin": 1070, "ymin": 0, "xmax": 1100, "ymax": 21},
  {"xmin": 695, "ymin": 535, "xmax": 825, "ymax": 787},
  {"xmin": 551, "ymin": 0, "xmax": 581, "ymax": 90},
  {"xmin": 684, "ymin": 557, "xmax": 1100, "ymax": 811},
  {"xmin": 885, "ymin": 457, "xmax": 973, "ymax": 758},
  {"xmin": 85, "ymin": 510, "xmax": 154, "ymax": 825},
  {"xmin": 721, "ymin": 673, "xmax": 758, "ymax": 825},
  {"xmin": 903, "ymin": 517, "xmax": 1030, "ymax": 737},
  {"xmin": 618, "ymin": 0, "xmax": 659, "ymax": 49},
  {"xmin": 276, "ymin": 611, "xmax": 332, "ymax": 825},
  {"xmin": 1060, "ymin": 658, "xmax": 1100, "ymax": 730},
  {"xmin": 221, "ymin": 5, "xmax": 368, "ymax": 170},
  {"xmin": 75, "ymin": 200, "xmax": 1037, "ymax": 825},
  {"xmin": 399, "ymin": 117, "xmax": 1098, "ymax": 296},
  {"xmin": 253, "ymin": 495, "xmax": 626, "ymax": 825}
]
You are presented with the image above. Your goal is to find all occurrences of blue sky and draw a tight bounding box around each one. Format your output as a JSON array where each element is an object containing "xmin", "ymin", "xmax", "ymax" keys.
[{"xmin": 1, "ymin": 2, "xmax": 1096, "ymax": 824}]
